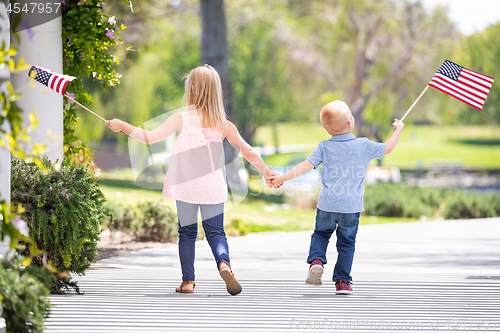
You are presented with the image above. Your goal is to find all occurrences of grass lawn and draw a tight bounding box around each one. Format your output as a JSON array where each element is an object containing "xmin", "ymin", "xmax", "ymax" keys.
[
  {"xmin": 97, "ymin": 123, "xmax": 498, "ymax": 234},
  {"xmin": 98, "ymin": 170, "xmax": 420, "ymax": 234},
  {"xmin": 255, "ymin": 124, "xmax": 500, "ymax": 169}
]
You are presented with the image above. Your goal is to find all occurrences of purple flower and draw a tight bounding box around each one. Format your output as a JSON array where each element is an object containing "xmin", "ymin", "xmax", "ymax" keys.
[
  {"xmin": 66, "ymin": 37, "xmax": 73, "ymax": 46},
  {"xmin": 61, "ymin": 0, "xmax": 67, "ymax": 6},
  {"xmin": 26, "ymin": 27, "xmax": 35, "ymax": 41},
  {"xmin": 100, "ymin": 2, "xmax": 106, "ymax": 10},
  {"xmin": 18, "ymin": 22, "xmax": 35, "ymax": 41},
  {"xmin": 77, "ymin": 1, "xmax": 84, "ymax": 5},
  {"xmin": 66, "ymin": 92, "xmax": 75, "ymax": 103},
  {"xmin": 13, "ymin": 216, "xmax": 29, "ymax": 237},
  {"xmin": 106, "ymin": 29, "xmax": 115, "ymax": 38}
]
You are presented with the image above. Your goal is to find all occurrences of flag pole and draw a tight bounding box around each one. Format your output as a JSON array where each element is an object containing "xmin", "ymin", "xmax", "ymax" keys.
[
  {"xmin": 64, "ymin": 94, "xmax": 107, "ymax": 122},
  {"xmin": 401, "ymin": 85, "xmax": 429, "ymax": 122},
  {"xmin": 64, "ymin": 94, "xmax": 130, "ymax": 137}
]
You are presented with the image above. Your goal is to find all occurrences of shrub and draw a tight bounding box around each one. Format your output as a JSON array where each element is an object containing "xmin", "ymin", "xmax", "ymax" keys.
[
  {"xmin": 225, "ymin": 218, "xmax": 248, "ymax": 236},
  {"xmin": 0, "ymin": 253, "xmax": 52, "ymax": 333},
  {"xmin": 443, "ymin": 191, "xmax": 499, "ymax": 219},
  {"xmin": 134, "ymin": 201, "xmax": 177, "ymax": 242},
  {"xmin": 10, "ymin": 157, "xmax": 105, "ymax": 291},
  {"xmin": 364, "ymin": 183, "xmax": 441, "ymax": 218},
  {"xmin": 102, "ymin": 201, "xmax": 178, "ymax": 242},
  {"xmin": 364, "ymin": 183, "xmax": 499, "ymax": 220},
  {"xmin": 102, "ymin": 201, "xmax": 137, "ymax": 231}
]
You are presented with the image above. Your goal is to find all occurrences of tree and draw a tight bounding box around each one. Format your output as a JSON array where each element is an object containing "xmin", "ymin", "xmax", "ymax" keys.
[
  {"xmin": 454, "ymin": 23, "xmax": 500, "ymax": 125},
  {"xmin": 279, "ymin": 0, "xmax": 456, "ymax": 138},
  {"xmin": 201, "ymin": 0, "xmax": 234, "ymax": 120},
  {"xmin": 228, "ymin": 18, "xmax": 296, "ymax": 144}
]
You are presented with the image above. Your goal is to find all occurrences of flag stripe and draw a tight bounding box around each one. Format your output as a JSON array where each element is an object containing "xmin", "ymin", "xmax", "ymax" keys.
[
  {"xmin": 61, "ymin": 81, "xmax": 70, "ymax": 96},
  {"xmin": 456, "ymin": 75, "xmax": 491, "ymax": 95},
  {"xmin": 462, "ymin": 68, "xmax": 495, "ymax": 83},
  {"xmin": 56, "ymin": 77, "xmax": 64, "ymax": 94},
  {"xmin": 429, "ymin": 82, "xmax": 483, "ymax": 110},
  {"xmin": 429, "ymin": 80, "xmax": 484, "ymax": 108},
  {"xmin": 432, "ymin": 74, "xmax": 487, "ymax": 101},
  {"xmin": 459, "ymin": 72, "xmax": 493, "ymax": 90},
  {"xmin": 48, "ymin": 75, "xmax": 57, "ymax": 91},
  {"xmin": 53, "ymin": 77, "xmax": 62, "ymax": 93}
]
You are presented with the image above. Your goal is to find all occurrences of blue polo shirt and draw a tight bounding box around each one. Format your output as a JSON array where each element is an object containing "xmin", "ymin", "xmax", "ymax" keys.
[{"xmin": 306, "ymin": 133, "xmax": 386, "ymax": 213}]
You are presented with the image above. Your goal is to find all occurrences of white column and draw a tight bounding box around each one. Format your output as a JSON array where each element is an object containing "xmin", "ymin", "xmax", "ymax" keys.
[
  {"xmin": 0, "ymin": 2, "xmax": 11, "ymax": 257},
  {"xmin": 11, "ymin": 17, "xmax": 64, "ymax": 162}
]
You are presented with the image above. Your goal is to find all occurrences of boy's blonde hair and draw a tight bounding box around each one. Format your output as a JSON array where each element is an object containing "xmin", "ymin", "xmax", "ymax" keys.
[
  {"xmin": 183, "ymin": 65, "xmax": 227, "ymax": 134},
  {"xmin": 320, "ymin": 100, "xmax": 351, "ymax": 135}
]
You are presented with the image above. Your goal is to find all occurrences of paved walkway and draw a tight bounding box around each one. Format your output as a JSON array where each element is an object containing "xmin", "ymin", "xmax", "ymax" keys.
[{"xmin": 45, "ymin": 218, "xmax": 500, "ymax": 332}]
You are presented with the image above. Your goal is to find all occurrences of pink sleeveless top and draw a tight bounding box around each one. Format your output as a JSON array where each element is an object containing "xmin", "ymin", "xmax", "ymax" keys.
[{"xmin": 162, "ymin": 113, "xmax": 228, "ymax": 204}]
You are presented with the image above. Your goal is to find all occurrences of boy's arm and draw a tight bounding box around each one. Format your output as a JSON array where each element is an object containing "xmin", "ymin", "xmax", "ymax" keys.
[
  {"xmin": 105, "ymin": 113, "xmax": 182, "ymax": 144},
  {"xmin": 384, "ymin": 119, "xmax": 404, "ymax": 155},
  {"xmin": 269, "ymin": 160, "xmax": 315, "ymax": 186},
  {"xmin": 225, "ymin": 121, "xmax": 277, "ymax": 185}
]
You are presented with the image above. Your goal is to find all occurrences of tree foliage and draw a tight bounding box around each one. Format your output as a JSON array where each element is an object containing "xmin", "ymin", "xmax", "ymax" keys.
[
  {"xmin": 453, "ymin": 23, "xmax": 500, "ymax": 125},
  {"xmin": 73, "ymin": 18, "xmax": 200, "ymax": 145},
  {"xmin": 228, "ymin": 12, "xmax": 298, "ymax": 143},
  {"xmin": 0, "ymin": 254, "xmax": 52, "ymax": 333},
  {"xmin": 62, "ymin": 0, "xmax": 129, "ymax": 159},
  {"xmin": 279, "ymin": 0, "xmax": 456, "ymax": 139},
  {"xmin": 79, "ymin": 0, "xmax": 500, "ymax": 148}
]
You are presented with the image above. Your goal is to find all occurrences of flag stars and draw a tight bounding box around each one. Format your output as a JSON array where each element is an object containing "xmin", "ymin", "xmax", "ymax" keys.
[
  {"xmin": 437, "ymin": 60, "xmax": 462, "ymax": 81},
  {"xmin": 35, "ymin": 69, "xmax": 52, "ymax": 86}
]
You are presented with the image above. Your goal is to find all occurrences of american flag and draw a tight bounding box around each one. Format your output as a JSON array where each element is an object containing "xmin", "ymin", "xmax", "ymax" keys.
[
  {"xmin": 428, "ymin": 60, "xmax": 494, "ymax": 110},
  {"xmin": 28, "ymin": 66, "xmax": 76, "ymax": 96}
]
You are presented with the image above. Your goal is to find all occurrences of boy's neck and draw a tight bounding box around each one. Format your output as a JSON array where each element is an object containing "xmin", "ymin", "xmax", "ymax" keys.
[{"xmin": 332, "ymin": 129, "xmax": 353, "ymax": 136}]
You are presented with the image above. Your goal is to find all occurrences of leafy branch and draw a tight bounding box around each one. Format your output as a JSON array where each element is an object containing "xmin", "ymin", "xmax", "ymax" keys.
[{"xmin": 61, "ymin": 0, "xmax": 131, "ymax": 161}]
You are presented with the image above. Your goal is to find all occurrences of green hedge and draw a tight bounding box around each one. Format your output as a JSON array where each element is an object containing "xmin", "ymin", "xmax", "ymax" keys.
[
  {"xmin": 364, "ymin": 183, "xmax": 500, "ymax": 219},
  {"xmin": 0, "ymin": 254, "xmax": 52, "ymax": 333},
  {"xmin": 102, "ymin": 201, "xmax": 178, "ymax": 242},
  {"xmin": 11, "ymin": 157, "xmax": 105, "ymax": 292}
]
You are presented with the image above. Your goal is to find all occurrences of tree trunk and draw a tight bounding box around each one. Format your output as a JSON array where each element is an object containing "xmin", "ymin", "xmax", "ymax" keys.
[
  {"xmin": 200, "ymin": 0, "xmax": 233, "ymax": 120},
  {"xmin": 350, "ymin": 97, "xmax": 367, "ymax": 138},
  {"xmin": 200, "ymin": 0, "xmax": 245, "ymax": 192}
]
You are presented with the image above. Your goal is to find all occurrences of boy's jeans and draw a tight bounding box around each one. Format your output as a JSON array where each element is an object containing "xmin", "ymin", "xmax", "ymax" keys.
[
  {"xmin": 176, "ymin": 201, "xmax": 230, "ymax": 282},
  {"xmin": 307, "ymin": 209, "xmax": 360, "ymax": 282}
]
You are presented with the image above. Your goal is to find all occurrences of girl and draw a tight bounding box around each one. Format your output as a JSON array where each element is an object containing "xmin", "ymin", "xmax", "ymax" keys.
[{"xmin": 105, "ymin": 65, "xmax": 276, "ymax": 295}]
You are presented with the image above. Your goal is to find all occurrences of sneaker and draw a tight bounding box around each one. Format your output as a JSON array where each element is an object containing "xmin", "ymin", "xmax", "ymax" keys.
[
  {"xmin": 305, "ymin": 258, "xmax": 324, "ymax": 286},
  {"xmin": 335, "ymin": 280, "xmax": 353, "ymax": 295}
]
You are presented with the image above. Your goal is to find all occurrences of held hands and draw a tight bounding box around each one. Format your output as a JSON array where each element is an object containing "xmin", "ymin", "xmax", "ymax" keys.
[
  {"xmin": 392, "ymin": 119, "xmax": 404, "ymax": 132},
  {"xmin": 263, "ymin": 169, "xmax": 283, "ymax": 188},
  {"xmin": 266, "ymin": 174, "xmax": 285, "ymax": 188},
  {"xmin": 105, "ymin": 119, "xmax": 123, "ymax": 132}
]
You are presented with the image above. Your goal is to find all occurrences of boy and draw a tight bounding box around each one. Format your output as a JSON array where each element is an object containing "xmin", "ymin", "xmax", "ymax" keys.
[{"xmin": 268, "ymin": 100, "xmax": 404, "ymax": 295}]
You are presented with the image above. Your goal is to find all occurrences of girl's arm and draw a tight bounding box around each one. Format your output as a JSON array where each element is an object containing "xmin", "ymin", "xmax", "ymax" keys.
[
  {"xmin": 225, "ymin": 120, "xmax": 275, "ymax": 180},
  {"xmin": 105, "ymin": 113, "xmax": 182, "ymax": 144}
]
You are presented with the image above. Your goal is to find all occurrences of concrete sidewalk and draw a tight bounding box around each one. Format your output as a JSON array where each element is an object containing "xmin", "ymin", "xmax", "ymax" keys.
[{"xmin": 45, "ymin": 218, "xmax": 500, "ymax": 332}]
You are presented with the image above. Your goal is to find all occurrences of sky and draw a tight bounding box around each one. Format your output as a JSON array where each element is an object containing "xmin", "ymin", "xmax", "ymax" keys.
[{"xmin": 420, "ymin": 0, "xmax": 500, "ymax": 35}]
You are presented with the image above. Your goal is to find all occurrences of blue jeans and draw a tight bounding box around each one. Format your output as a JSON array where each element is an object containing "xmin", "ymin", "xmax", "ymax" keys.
[
  {"xmin": 176, "ymin": 201, "xmax": 230, "ymax": 282},
  {"xmin": 307, "ymin": 209, "xmax": 360, "ymax": 282}
]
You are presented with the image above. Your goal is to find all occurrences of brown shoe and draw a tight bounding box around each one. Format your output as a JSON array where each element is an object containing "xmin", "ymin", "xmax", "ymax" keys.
[
  {"xmin": 175, "ymin": 281, "xmax": 195, "ymax": 293},
  {"xmin": 219, "ymin": 261, "xmax": 242, "ymax": 295}
]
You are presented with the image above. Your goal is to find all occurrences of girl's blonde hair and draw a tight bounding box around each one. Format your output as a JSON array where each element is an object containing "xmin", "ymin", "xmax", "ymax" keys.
[{"xmin": 183, "ymin": 65, "xmax": 227, "ymax": 134}]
